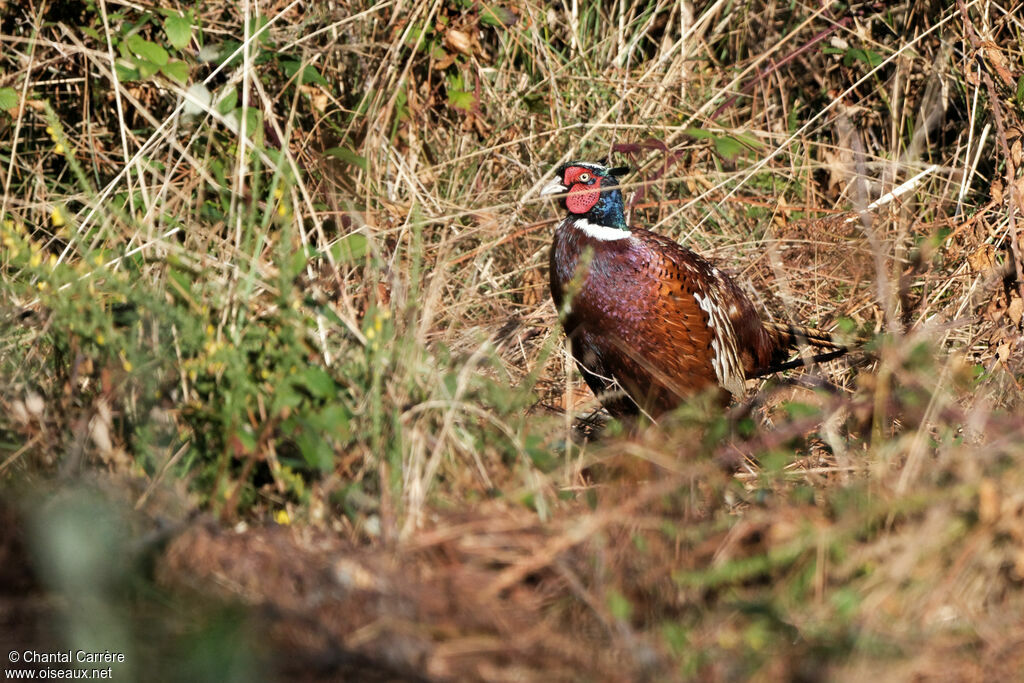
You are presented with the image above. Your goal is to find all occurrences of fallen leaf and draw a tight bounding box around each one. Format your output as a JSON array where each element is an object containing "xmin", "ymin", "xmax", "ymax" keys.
[
  {"xmin": 968, "ymin": 244, "xmax": 995, "ymax": 273},
  {"xmin": 982, "ymin": 41, "xmax": 1015, "ymax": 89},
  {"xmin": 299, "ymin": 84, "xmax": 327, "ymax": 113},
  {"xmin": 444, "ymin": 29, "xmax": 474, "ymax": 56},
  {"xmin": 1014, "ymin": 175, "xmax": 1024, "ymax": 206},
  {"xmin": 1008, "ymin": 293, "xmax": 1023, "ymax": 325}
]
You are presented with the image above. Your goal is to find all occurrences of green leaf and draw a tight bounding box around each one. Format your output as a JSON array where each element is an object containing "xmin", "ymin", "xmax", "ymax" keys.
[
  {"xmin": 525, "ymin": 436, "xmax": 556, "ymax": 472},
  {"xmin": 134, "ymin": 58, "xmax": 161, "ymax": 79},
  {"xmin": 709, "ymin": 132, "xmax": 762, "ymax": 160},
  {"xmin": 240, "ymin": 106, "xmax": 262, "ymax": 132},
  {"xmin": 272, "ymin": 384, "xmax": 304, "ymax": 413},
  {"xmin": 0, "ymin": 87, "xmax": 17, "ymax": 111},
  {"xmin": 294, "ymin": 422, "xmax": 334, "ymax": 471},
  {"xmin": 713, "ymin": 135, "xmax": 745, "ymax": 160},
  {"xmin": 281, "ymin": 60, "xmax": 329, "ymax": 88},
  {"xmin": 230, "ymin": 107, "xmax": 263, "ymax": 145},
  {"xmin": 404, "ymin": 22, "xmax": 426, "ymax": 49},
  {"xmin": 217, "ymin": 87, "xmax": 238, "ymax": 115},
  {"xmin": 324, "ymin": 146, "xmax": 368, "ymax": 172},
  {"xmin": 330, "ymin": 233, "xmax": 369, "ymax": 263},
  {"xmin": 830, "ymin": 587, "xmax": 861, "ymax": 619},
  {"xmin": 251, "ymin": 14, "xmax": 272, "ymax": 46},
  {"xmin": 448, "ymin": 89, "xmax": 475, "ymax": 111},
  {"xmin": 836, "ymin": 317, "xmax": 857, "ymax": 334},
  {"xmin": 166, "ymin": 269, "xmax": 193, "ymax": 305},
  {"xmin": 683, "ymin": 127, "xmax": 714, "ymax": 140},
  {"xmin": 299, "ymin": 367, "xmax": 336, "ymax": 398},
  {"xmin": 161, "ymin": 61, "xmax": 189, "ymax": 84},
  {"xmin": 522, "ymin": 93, "xmax": 547, "ymax": 114},
  {"xmin": 782, "ymin": 401, "xmax": 819, "ymax": 419},
  {"xmin": 284, "ymin": 244, "xmax": 308, "ymax": 279},
  {"xmin": 607, "ymin": 590, "xmax": 633, "ymax": 621},
  {"xmin": 114, "ymin": 62, "xmax": 140, "ymax": 82},
  {"xmin": 164, "ymin": 14, "xmax": 192, "ymax": 51},
  {"xmin": 126, "ymin": 35, "xmax": 169, "ymax": 66},
  {"xmin": 661, "ymin": 622, "xmax": 690, "ymax": 655},
  {"xmin": 318, "ymin": 404, "xmax": 350, "ymax": 442},
  {"xmin": 843, "ymin": 48, "xmax": 882, "ymax": 68},
  {"xmin": 480, "ymin": 6, "xmax": 518, "ymax": 27}
]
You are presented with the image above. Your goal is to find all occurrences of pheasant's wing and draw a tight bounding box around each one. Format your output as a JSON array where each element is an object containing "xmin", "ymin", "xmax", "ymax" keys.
[{"xmin": 630, "ymin": 229, "xmax": 749, "ymax": 398}]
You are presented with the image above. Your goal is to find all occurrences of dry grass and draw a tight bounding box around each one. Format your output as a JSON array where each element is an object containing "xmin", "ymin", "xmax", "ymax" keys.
[{"xmin": 2, "ymin": 0, "xmax": 1024, "ymax": 679}]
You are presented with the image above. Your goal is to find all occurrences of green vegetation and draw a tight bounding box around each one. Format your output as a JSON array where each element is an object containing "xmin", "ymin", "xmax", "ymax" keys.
[{"xmin": 1, "ymin": 0, "xmax": 1023, "ymax": 679}]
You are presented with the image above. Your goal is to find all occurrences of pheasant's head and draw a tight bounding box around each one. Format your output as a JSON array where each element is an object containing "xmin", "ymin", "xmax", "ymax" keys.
[{"xmin": 541, "ymin": 162, "xmax": 630, "ymax": 230}]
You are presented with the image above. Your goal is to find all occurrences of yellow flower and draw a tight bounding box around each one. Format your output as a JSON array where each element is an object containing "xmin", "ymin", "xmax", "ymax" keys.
[
  {"xmin": 36, "ymin": 281, "xmax": 48, "ymax": 291},
  {"xmin": 54, "ymin": 143, "xmax": 64, "ymax": 155},
  {"xmin": 96, "ymin": 332, "xmax": 105, "ymax": 345},
  {"xmin": 273, "ymin": 187, "xmax": 284, "ymax": 199},
  {"xmin": 29, "ymin": 251, "xmax": 42, "ymax": 267},
  {"xmin": 51, "ymin": 207, "xmax": 65, "ymax": 227},
  {"xmin": 274, "ymin": 509, "xmax": 290, "ymax": 525}
]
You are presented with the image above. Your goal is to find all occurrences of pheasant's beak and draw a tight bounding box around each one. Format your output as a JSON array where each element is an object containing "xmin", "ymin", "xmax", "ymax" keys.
[{"xmin": 540, "ymin": 179, "xmax": 567, "ymax": 197}]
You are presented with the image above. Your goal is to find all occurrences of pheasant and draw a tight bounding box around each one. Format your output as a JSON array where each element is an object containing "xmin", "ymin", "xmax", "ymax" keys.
[{"xmin": 540, "ymin": 161, "xmax": 844, "ymax": 417}]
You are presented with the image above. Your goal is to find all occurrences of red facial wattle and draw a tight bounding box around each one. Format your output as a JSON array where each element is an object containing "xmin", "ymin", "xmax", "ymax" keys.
[{"xmin": 565, "ymin": 175, "xmax": 601, "ymax": 214}]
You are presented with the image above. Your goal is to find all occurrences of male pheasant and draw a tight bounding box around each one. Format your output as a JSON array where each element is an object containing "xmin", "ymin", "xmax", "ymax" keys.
[{"xmin": 540, "ymin": 161, "xmax": 844, "ymax": 417}]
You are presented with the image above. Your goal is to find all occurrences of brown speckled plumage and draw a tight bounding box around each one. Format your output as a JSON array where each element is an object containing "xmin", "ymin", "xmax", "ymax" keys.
[{"xmin": 541, "ymin": 161, "xmax": 842, "ymax": 417}]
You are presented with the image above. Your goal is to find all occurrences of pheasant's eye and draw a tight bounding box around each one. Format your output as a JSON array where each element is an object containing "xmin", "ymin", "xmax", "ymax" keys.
[{"xmin": 577, "ymin": 172, "xmax": 592, "ymax": 182}]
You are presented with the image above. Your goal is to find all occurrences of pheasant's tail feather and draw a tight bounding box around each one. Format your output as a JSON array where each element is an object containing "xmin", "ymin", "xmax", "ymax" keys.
[
  {"xmin": 748, "ymin": 321, "xmax": 849, "ymax": 379},
  {"xmin": 763, "ymin": 320, "xmax": 843, "ymax": 351},
  {"xmin": 747, "ymin": 348, "xmax": 848, "ymax": 379}
]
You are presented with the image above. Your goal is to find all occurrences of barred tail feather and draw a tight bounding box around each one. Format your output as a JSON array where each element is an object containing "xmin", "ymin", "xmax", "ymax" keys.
[
  {"xmin": 748, "ymin": 347, "xmax": 848, "ymax": 378},
  {"xmin": 762, "ymin": 320, "xmax": 843, "ymax": 351},
  {"xmin": 747, "ymin": 320, "xmax": 848, "ymax": 379}
]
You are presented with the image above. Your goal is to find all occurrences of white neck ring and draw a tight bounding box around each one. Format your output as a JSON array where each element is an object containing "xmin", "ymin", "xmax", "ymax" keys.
[{"xmin": 571, "ymin": 217, "xmax": 631, "ymax": 241}]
